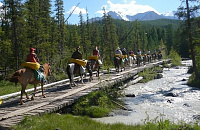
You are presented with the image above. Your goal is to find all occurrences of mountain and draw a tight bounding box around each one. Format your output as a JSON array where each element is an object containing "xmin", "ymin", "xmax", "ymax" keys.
[{"xmin": 89, "ymin": 11, "xmax": 178, "ymax": 23}]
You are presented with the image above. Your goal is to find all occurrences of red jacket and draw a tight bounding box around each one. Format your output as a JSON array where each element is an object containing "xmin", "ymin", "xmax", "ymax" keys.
[
  {"xmin": 26, "ymin": 52, "xmax": 39, "ymax": 63},
  {"xmin": 93, "ymin": 49, "xmax": 99, "ymax": 56}
]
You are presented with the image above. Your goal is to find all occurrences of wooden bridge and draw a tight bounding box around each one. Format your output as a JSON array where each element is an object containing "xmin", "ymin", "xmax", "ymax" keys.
[{"xmin": 0, "ymin": 60, "xmax": 169, "ymax": 129}]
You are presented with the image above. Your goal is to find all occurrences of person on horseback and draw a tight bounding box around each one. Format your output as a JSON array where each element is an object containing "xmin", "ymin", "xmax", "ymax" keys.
[
  {"xmin": 26, "ymin": 47, "xmax": 39, "ymax": 63},
  {"xmin": 72, "ymin": 46, "xmax": 82, "ymax": 60},
  {"xmin": 129, "ymin": 50, "xmax": 134, "ymax": 55},
  {"xmin": 26, "ymin": 47, "xmax": 46, "ymax": 83},
  {"xmin": 137, "ymin": 49, "xmax": 141, "ymax": 55},
  {"xmin": 93, "ymin": 45, "xmax": 102, "ymax": 67},
  {"xmin": 26, "ymin": 47, "xmax": 44, "ymax": 72},
  {"xmin": 142, "ymin": 50, "xmax": 146, "ymax": 55},
  {"xmin": 115, "ymin": 47, "xmax": 122, "ymax": 58},
  {"xmin": 147, "ymin": 50, "xmax": 151, "ymax": 55},
  {"xmin": 122, "ymin": 48, "xmax": 128, "ymax": 62}
]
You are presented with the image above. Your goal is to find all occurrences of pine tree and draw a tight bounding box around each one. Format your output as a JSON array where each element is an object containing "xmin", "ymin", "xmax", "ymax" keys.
[{"xmin": 176, "ymin": 0, "xmax": 200, "ymax": 79}]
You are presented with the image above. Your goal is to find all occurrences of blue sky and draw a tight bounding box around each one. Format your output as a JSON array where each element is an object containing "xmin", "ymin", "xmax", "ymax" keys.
[
  {"xmin": 60, "ymin": 0, "xmax": 183, "ymax": 24},
  {"xmin": 0, "ymin": 0, "xmax": 183, "ymax": 24}
]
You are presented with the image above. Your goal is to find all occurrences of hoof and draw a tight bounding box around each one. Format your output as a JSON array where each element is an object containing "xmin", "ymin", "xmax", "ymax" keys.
[
  {"xmin": 43, "ymin": 95, "xmax": 46, "ymax": 98},
  {"xmin": 20, "ymin": 101, "xmax": 23, "ymax": 105},
  {"xmin": 31, "ymin": 96, "xmax": 34, "ymax": 100}
]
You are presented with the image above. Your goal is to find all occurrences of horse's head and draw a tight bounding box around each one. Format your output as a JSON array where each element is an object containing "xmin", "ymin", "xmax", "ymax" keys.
[{"xmin": 43, "ymin": 63, "xmax": 51, "ymax": 76}]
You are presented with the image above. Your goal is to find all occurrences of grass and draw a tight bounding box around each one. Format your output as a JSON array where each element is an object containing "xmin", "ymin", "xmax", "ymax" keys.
[
  {"xmin": 72, "ymin": 90, "xmax": 119, "ymax": 118},
  {"xmin": 0, "ymin": 80, "xmax": 38, "ymax": 96},
  {"xmin": 13, "ymin": 113, "xmax": 200, "ymax": 130},
  {"xmin": 138, "ymin": 66, "xmax": 162, "ymax": 83}
]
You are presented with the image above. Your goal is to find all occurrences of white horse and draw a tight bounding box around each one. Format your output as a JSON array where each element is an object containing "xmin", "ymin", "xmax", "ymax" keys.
[
  {"xmin": 66, "ymin": 62, "xmax": 92, "ymax": 88},
  {"xmin": 128, "ymin": 55, "xmax": 136, "ymax": 67}
]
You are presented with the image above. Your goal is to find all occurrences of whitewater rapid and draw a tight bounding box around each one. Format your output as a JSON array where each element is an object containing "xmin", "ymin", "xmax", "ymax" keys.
[{"xmin": 94, "ymin": 60, "xmax": 200, "ymax": 125}]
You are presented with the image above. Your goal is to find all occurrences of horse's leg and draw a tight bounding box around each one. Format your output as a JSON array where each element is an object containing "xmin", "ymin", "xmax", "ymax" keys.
[
  {"xmin": 97, "ymin": 67, "xmax": 100, "ymax": 77},
  {"xmin": 80, "ymin": 74, "xmax": 84, "ymax": 84},
  {"xmin": 31, "ymin": 84, "xmax": 37, "ymax": 100},
  {"xmin": 20, "ymin": 84, "xmax": 29, "ymax": 105},
  {"xmin": 41, "ymin": 82, "xmax": 46, "ymax": 98},
  {"xmin": 71, "ymin": 74, "xmax": 77, "ymax": 86}
]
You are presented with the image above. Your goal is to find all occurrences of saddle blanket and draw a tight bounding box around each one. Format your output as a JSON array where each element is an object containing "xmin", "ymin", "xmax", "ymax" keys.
[{"xmin": 34, "ymin": 69, "xmax": 45, "ymax": 82}]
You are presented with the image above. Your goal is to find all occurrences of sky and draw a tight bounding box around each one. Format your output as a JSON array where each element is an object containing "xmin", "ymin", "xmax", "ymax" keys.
[
  {"xmin": 0, "ymin": 0, "xmax": 183, "ymax": 24},
  {"xmin": 62, "ymin": 0, "xmax": 183, "ymax": 24}
]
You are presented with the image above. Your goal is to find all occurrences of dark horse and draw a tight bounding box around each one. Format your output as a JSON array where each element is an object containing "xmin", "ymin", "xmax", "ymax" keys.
[
  {"xmin": 136, "ymin": 55, "xmax": 142, "ymax": 67},
  {"xmin": 143, "ymin": 54, "xmax": 147, "ymax": 65},
  {"xmin": 9, "ymin": 63, "xmax": 51, "ymax": 105},
  {"xmin": 87, "ymin": 59, "xmax": 100, "ymax": 79},
  {"xmin": 147, "ymin": 54, "xmax": 152, "ymax": 63},
  {"xmin": 66, "ymin": 61, "xmax": 92, "ymax": 88},
  {"xmin": 114, "ymin": 57, "xmax": 124, "ymax": 72}
]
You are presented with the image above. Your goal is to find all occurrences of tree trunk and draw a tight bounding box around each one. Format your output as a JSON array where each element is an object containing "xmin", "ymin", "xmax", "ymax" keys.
[{"xmin": 186, "ymin": 0, "xmax": 200, "ymax": 79}]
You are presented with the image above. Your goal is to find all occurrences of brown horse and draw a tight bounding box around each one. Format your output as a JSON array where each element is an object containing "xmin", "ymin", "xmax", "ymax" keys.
[
  {"xmin": 9, "ymin": 63, "xmax": 51, "ymax": 105},
  {"xmin": 114, "ymin": 57, "xmax": 123, "ymax": 72},
  {"xmin": 136, "ymin": 55, "xmax": 142, "ymax": 67}
]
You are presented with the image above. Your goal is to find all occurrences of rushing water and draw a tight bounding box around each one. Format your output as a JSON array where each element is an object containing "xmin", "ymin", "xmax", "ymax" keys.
[{"xmin": 94, "ymin": 60, "xmax": 200, "ymax": 125}]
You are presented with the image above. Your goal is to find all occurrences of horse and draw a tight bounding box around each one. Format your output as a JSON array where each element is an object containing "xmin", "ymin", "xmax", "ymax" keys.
[
  {"xmin": 147, "ymin": 54, "xmax": 152, "ymax": 63},
  {"xmin": 87, "ymin": 59, "xmax": 100, "ymax": 79},
  {"xmin": 143, "ymin": 54, "xmax": 147, "ymax": 65},
  {"xmin": 66, "ymin": 61, "xmax": 92, "ymax": 88},
  {"xmin": 9, "ymin": 63, "xmax": 51, "ymax": 105},
  {"xmin": 136, "ymin": 55, "xmax": 142, "ymax": 67},
  {"xmin": 128, "ymin": 56, "xmax": 133, "ymax": 67},
  {"xmin": 158, "ymin": 53, "xmax": 162, "ymax": 60},
  {"xmin": 152, "ymin": 53, "xmax": 157, "ymax": 61},
  {"xmin": 114, "ymin": 57, "xmax": 123, "ymax": 72}
]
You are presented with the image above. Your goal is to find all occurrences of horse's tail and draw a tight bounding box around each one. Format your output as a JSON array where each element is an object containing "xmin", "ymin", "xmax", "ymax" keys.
[
  {"xmin": 66, "ymin": 64, "xmax": 72, "ymax": 82},
  {"xmin": 9, "ymin": 69, "xmax": 25, "ymax": 86}
]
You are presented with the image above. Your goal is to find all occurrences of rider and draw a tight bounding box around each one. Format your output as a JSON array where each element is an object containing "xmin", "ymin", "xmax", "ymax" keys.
[
  {"xmin": 26, "ymin": 47, "xmax": 45, "ymax": 82},
  {"xmin": 142, "ymin": 50, "xmax": 146, "ymax": 55},
  {"xmin": 137, "ymin": 49, "xmax": 141, "ymax": 55},
  {"xmin": 72, "ymin": 46, "xmax": 82, "ymax": 60},
  {"xmin": 26, "ymin": 47, "xmax": 44, "ymax": 72},
  {"xmin": 93, "ymin": 45, "xmax": 102, "ymax": 67},
  {"xmin": 147, "ymin": 50, "xmax": 151, "ymax": 55},
  {"xmin": 115, "ymin": 47, "xmax": 122, "ymax": 58},
  {"xmin": 122, "ymin": 48, "xmax": 128, "ymax": 62},
  {"xmin": 26, "ymin": 47, "xmax": 39, "ymax": 63},
  {"xmin": 129, "ymin": 50, "xmax": 134, "ymax": 55}
]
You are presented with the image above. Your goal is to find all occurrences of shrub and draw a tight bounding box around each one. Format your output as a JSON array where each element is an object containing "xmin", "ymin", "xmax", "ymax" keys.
[
  {"xmin": 169, "ymin": 47, "xmax": 182, "ymax": 66},
  {"xmin": 187, "ymin": 72, "xmax": 200, "ymax": 88},
  {"xmin": 72, "ymin": 90, "xmax": 117, "ymax": 118}
]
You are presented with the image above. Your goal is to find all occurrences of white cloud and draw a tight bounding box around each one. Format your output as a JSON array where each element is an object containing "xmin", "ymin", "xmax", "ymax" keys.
[
  {"xmin": 0, "ymin": 2, "xmax": 3, "ymax": 7},
  {"xmin": 96, "ymin": 0, "xmax": 159, "ymax": 16},
  {"xmin": 66, "ymin": 6, "xmax": 87, "ymax": 15}
]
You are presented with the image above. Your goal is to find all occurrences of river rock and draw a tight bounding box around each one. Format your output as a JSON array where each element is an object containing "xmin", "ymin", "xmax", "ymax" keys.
[
  {"xmin": 154, "ymin": 74, "xmax": 163, "ymax": 79},
  {"xmin": 125, "ymin": 93, "xmax": 136, "ymax": 97},
  {"xmin": 183, "ymin": 103, "xmax": 191, "ymax": 107},
  {"xmin": 164, "ymin": 92, "xmax": 177, "ymax": 97},
  {"xmin": 182, "ymin": 78, "xmax": 187, "ymax": 81}
]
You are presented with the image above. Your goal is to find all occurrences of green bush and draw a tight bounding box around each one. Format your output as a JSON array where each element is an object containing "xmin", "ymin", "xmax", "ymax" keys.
[
  {"xmin": 72, "ymin": 90, "xmax": 117, "ymax": 118},
  {"xmin": 169, "ymin": 47, "xmax": 182, "ymax": 66},
  {"xmin": 187, "ymin": 72, "xmax": 200, "ymax": 88}
]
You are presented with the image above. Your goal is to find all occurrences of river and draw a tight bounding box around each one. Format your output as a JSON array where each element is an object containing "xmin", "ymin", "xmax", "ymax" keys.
[{"xmin": 94, "ymin": 60, "xmax": 200, "ymax": 125}]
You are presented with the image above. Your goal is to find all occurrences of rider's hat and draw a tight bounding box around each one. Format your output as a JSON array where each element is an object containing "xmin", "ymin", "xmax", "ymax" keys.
[
  {"xmin": 30, "ymin": 47, "xmax": 36, "ymax": 52},
  {"xmin": 117, "ymin": 47, "xmax": 120, "ymax": 50}
]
